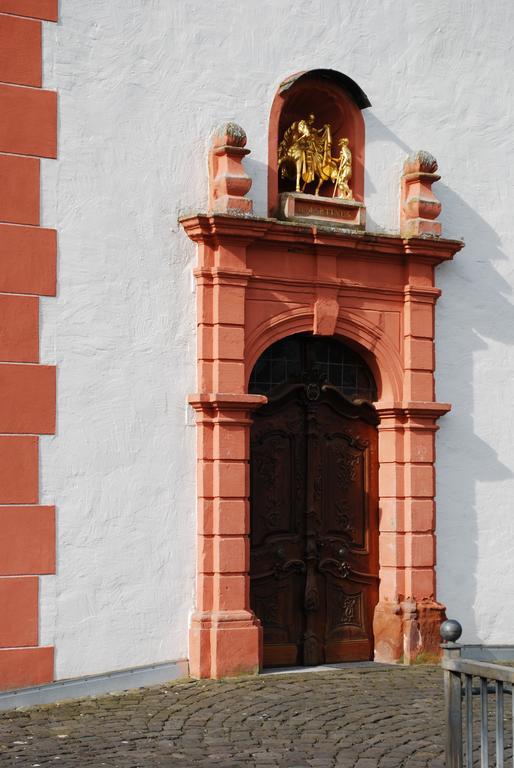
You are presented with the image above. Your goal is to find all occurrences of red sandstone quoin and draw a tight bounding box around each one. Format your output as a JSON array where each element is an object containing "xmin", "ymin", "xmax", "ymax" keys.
[
  {"xmin": 0, "ymin": 0, "xmax": 57, "ymax": 691},
  {"xmin": 181, "ymin": 71, "xmax": 463, "ymax": 679}
]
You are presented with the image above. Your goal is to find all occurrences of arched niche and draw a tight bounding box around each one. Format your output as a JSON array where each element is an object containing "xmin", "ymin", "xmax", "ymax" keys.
[{"xmin": 268, "ymin": 69, "xmax": 370, "ymax": 216}]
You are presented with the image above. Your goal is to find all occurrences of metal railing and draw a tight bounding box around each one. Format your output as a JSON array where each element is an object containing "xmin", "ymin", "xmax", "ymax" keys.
[{"xmin": 441, "ymin": 620, "xmax": 514, "ymax": 768}]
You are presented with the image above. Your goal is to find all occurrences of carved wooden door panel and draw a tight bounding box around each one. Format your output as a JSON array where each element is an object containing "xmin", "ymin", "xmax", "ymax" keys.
[
  {"xmin": 308, "ymin": 387, "xmax": 379, "ymax": 664},
  {"xmin": 250, "ymin": 382, "xmax": 378, "ymax": 667},
  {"xmin": 250, "ymin": 391, "xmax": 307, "ymax": 667}
]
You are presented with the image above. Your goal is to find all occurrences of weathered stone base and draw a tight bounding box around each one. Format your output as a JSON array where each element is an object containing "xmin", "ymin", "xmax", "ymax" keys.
[
  {"xmin": 279, "ymin": 192, "xmax": 366, "ymax": 229},
  {"xmin": 189, "ymin": 610, "xmax": 261, "ymax": 679},
  {"xmin": 373, "ymin": 599, "xmax": 446, "ymax": 664},
  {"xmin": 402, "ymin": 217, "xmax": 442, "ymax": 237}
]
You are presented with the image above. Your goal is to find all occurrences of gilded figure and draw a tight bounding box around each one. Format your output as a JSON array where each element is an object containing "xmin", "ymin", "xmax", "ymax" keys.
[
  {"xmin": 334, "ymin": 137, "xmax": 353, "ymax": 200},
  {"xmin": 278, "ymin": 114, "xmax": 353, "ymax": 199}
]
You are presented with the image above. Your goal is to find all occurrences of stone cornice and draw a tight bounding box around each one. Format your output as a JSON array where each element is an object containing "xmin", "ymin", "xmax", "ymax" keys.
[
  {"xmin": 376, "ymin": 401, "xmax": 451, "ymax": 421},
  {"xmin": 180, "ymin": 212, "xmax": 464, "ymax": 265},
  {"xmin": 188, "ymin": 393, "xmax": 267, "ymax": 413}
]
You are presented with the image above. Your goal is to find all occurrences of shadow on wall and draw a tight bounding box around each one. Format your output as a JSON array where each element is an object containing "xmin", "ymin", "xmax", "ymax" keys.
[
  {"xmin": 365, "ymin": 111, "xmax": 411, "ymax": 154},
  {"xmin": 435, "ymin": 182, "xmax": 513, "ymax": 644},
  {"xmin": 244, "ymin": 157, "xmax": 268, "ymax": 217},
  {"xmin": 363, "ymin": 110, "xmax": 514, "ymax": 643},
  {"xmin": 248, "ymin": 112, "xmax": 514, "ymax": 644},
  {"xmin": 363, "ymin": 110, "xmax": 413, "ymax": 224}
]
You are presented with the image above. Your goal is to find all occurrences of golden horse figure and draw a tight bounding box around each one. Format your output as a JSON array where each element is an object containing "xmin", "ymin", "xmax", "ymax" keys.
[{"xmin": 278, "ymin": 114, "xmax": 353, "ymax": 199}]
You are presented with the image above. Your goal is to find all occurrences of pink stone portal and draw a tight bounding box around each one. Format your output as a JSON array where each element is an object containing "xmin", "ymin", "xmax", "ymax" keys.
[{"xmin": 183, "ymin": 110, "xmax": 462, "ymax": 678}]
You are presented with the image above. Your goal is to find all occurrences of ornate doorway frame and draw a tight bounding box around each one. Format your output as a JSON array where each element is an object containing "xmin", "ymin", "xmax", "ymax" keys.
[
  {"xmin": 182, "ymin": 92, "xmax": 462, "ymax": 677},
  {"xmin": 182, "ymin": 201, "xmax": 462, "ymax": 678}
]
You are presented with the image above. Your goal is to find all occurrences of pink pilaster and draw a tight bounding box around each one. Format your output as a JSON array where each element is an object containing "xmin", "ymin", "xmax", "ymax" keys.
[
  {"xmin": 189, "ymin": 395, "xmax": 264, "ymax": 679},
  {"xmin": 188, "ymin": 151, "xmax": 266, "ymax": 677},
  {"xmin": 374, "ymin": 402, "xmax": 448, "ymax": 663}
]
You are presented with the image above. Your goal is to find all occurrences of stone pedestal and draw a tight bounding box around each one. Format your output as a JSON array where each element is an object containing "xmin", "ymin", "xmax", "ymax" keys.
[
  {"xmin": 209, "ymin": 123, "xmax": 253, "ymax": 215},
  {"xmin": 279, "ymin": 192, "xmax": 366, "ymax": 230},
  {"xmin": 400, "ymin": 151, "xmax": 442, "ymax": 237},
  {"xmin": 374, "ymin": 599, "xmax": 447, "ymax": 664}
]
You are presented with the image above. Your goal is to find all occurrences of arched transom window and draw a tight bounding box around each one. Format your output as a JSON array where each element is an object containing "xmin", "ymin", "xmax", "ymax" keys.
[{"xmin": 249, "ymin": 333, "xmax": 377, "ymax": 401}]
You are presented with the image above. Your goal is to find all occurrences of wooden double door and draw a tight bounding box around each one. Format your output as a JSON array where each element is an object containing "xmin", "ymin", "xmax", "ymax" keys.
[{"xmin": 250, "ymin": 381, "xmax": 379, "ymax": 667}]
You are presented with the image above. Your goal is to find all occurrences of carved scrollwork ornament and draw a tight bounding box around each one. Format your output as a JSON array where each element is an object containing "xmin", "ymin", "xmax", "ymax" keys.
[
  {"xmin": 306, "ymin": 382, "xmax": 321, "ymax": 401},
  {"xmin": 341, "ymin": 596, "xmax": 358, "ymax": 624},
  {"xmin": 274, "ymin": 557, "xmax": 306, "ymax": 579},
  {"xmin": 335, "ymin": 449, "xmax": 359, "ymax": 491}
]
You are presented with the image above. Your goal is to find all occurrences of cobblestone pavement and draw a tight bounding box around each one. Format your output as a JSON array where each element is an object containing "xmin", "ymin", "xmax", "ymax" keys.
[{"xmin": 0, "ymin": 665, "xmax": 448, "ymax": 768}]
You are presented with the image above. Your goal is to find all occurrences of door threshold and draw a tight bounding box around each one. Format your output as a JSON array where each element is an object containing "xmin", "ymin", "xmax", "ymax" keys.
[{"xmin": 261, "ymin": 661, "xmax": 396, "ymax": 675}]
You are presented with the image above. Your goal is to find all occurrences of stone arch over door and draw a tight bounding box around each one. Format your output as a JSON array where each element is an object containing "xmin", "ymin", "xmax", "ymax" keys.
[{"xmin": 245, "ymin": 312, "xmax": 403, "ymax": 403}]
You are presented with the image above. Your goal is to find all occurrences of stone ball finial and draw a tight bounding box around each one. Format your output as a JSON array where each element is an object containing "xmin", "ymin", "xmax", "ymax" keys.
[
  {"xmin": 212, "ymin": 122, "xmax": 247, "ymax": 149},
  {"xmin": 440, "ymin": 619, "xmax": 462, "ymax": 643},
  {"xmin": 403, "ymin": 150, "xmax": 438, "ymax": 175}
]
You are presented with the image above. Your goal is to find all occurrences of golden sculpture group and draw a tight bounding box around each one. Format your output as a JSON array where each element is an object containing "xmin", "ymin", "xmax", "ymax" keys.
[{"xmin": 278, "ymin": 114, "xmax": 353, "ymax": 199}]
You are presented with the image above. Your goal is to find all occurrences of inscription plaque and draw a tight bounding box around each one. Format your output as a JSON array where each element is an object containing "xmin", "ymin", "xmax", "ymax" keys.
[{"xmin": 279, "ymin": 192, "xmax": 365, "ymax": 230}]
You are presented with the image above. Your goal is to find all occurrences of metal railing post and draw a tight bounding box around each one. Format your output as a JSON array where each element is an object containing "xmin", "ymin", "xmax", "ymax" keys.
[
  {"xmin": 441, "ymin": 620, "xmax": 514, "ymax": 768},
  {"xmin": 441, "ymin": 619, "xmax": 464, "ymax": 768}
]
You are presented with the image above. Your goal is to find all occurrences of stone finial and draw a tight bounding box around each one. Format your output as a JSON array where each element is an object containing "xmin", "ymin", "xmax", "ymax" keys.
[
  {"xmin": 400, "ymin": 150, "xmax": 442, "ymax": 237},
  {"xmin": 208, "ymin": 122, "xmax": 253, "ymax": 215},
  {"xmin": 212, "ymin": 122, "xmax": 248, "ymax": 149},
  {"xmin": 403, "ymin": 150, "xmax": 438, "ymax": 175}
]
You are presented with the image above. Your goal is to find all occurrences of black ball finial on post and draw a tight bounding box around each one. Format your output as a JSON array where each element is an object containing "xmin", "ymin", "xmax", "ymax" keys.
[
  {"xmin": 441, "ymin": 620, "xmax": 464, "ymax": 768},
  {"xmin": 440, "ymin": 619, "xmax": 462, "ymax": 644}
]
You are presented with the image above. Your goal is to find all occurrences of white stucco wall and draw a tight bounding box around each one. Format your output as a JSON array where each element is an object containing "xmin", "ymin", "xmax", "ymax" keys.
[{"xmin": 39, "ymin": 0, "xmax": 514, "ymax": 678}]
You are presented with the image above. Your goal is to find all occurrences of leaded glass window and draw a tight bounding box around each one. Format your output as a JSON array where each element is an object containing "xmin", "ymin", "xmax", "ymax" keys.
[{"xmin": 249, "ymin": 333, "xmax": 377, "ymax": 401}]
